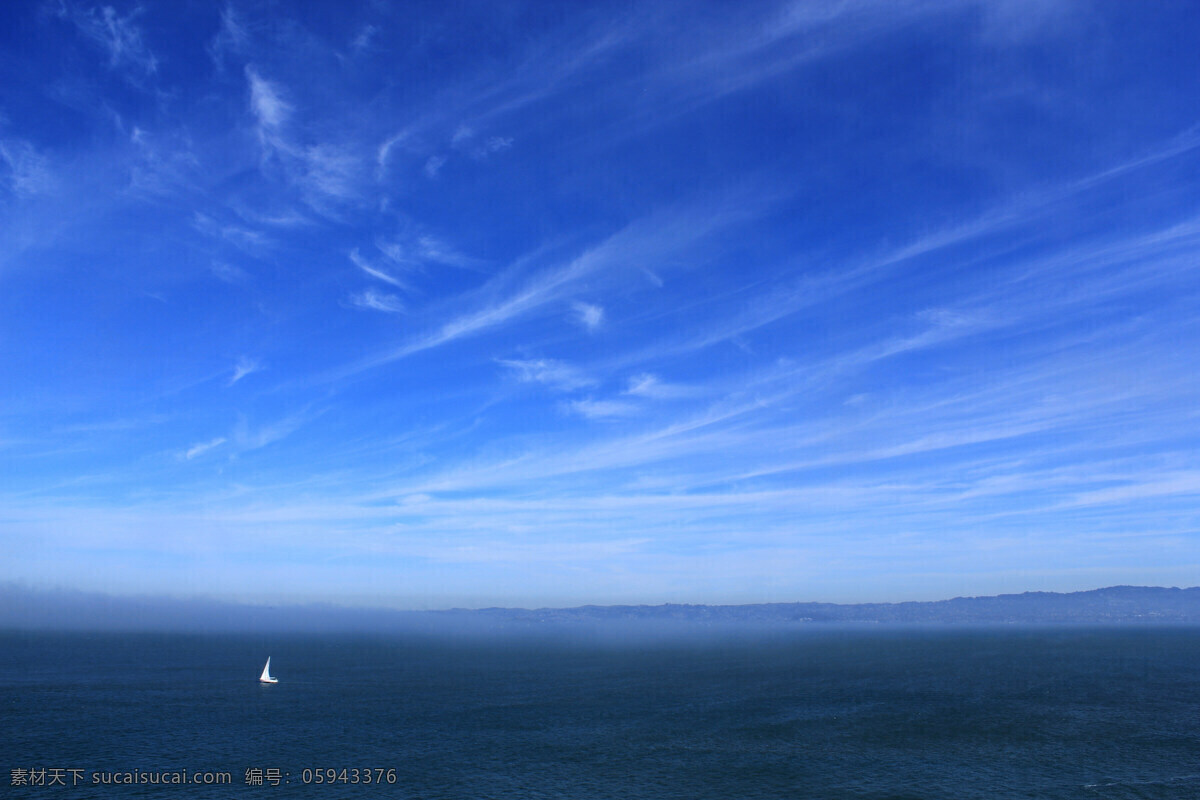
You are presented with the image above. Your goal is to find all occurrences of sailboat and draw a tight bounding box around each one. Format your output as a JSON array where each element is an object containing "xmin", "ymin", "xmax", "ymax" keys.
[{"xmin": 259, "ymin": 657, "xmax": 278, "ymax": 684}]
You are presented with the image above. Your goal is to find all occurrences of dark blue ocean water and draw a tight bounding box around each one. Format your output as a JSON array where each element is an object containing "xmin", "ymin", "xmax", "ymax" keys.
[{"xmin": 2, "ymin": 626, "xmax": 1198, "ymax": 799}]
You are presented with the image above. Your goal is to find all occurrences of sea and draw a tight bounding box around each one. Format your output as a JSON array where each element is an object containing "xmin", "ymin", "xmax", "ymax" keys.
[{"xmin": 2, "ymin": 626, "xmax": 1198, "ymax": 799}]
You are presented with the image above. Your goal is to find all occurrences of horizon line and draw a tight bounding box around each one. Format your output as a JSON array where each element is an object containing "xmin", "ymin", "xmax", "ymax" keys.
[{"xmin": 2, "ymin": 581, "xmax": 1196, "ymax": 614}]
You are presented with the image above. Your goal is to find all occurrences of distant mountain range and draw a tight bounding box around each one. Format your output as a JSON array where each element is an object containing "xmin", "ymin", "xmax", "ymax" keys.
[
  {"xmin": 470, "ymin": 585, "xmax": 1200, "ymax": 625},
  {"xmin": 2, "ymin": 584, "xmax": 1199, "ymax": 632}
]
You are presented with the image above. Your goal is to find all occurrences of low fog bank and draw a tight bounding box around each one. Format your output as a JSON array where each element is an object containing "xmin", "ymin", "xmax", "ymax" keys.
[
  {"xmin": 4, "ymin": 584, "xmax": 1200, "ymax": 636},
  {"xmin": 0, "ymin": 584, "xmax": 467, "ymax": 636},
  {"xmin": 0, "ymin": 584, "xmax": 791, "ymax": 642}
]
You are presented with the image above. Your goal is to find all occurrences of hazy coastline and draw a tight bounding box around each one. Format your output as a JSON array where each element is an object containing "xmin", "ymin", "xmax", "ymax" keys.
[{"xmin": 4, "ymin": 584, "xmax": 1198, "ymax": 634}]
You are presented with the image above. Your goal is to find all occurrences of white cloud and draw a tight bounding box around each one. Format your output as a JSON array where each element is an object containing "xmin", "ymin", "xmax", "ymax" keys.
[
  {"xmin": 498, "ymin": 358, "xmax": 596, "ymax": 392},
  {"xmin": 327, "ymin": 196, "xmax": 763, "ymax": 380},
  {"xmin": 233, "ymin": 207, "xmax": 311, "ymax": 228},
  {"xmin": 246, "ymin": 66, "xmax": 290, "ymax": 132},
  {"xmin": 377, "ymin": 234, "xmax": 482, "ymax": 271},
  {"xmin": 62, "ymin": 3, "xmax": 158, "ymax": 76},
  {"xmin": 625, "ymin": 373, "xmax": 660, "ymax": 396},
  {"xmin": 572, "ymin": 301, "xmax": 604, "ymax": 331},
  {"xmin": 451, "ymin": 126, "xmax": 513, "ymax": 159},
  {"xmin": 642, "ymin": 268, "xmax": 664, "ymax": 287},
  {"xmin": 624, "ymin": 373, "xmax": 694, "ymax": 399},
  {"xmin": 473, "ymin": 136, "xmax": 513, "ymax": 159},
  {"xmin": 232, "ymin": 408, "xmax": 319, "ymax": 452},
  {"xmin": 567, "ymin": 398, "xmax": 639, "ymax": 419},
  {"xmin": 209, "ymin": 261, "xmax": 250, "ymax": 283},
  {"xmin": 424, "ymin": 155, "xmax": 446, "ymax": 178},
  {"xmin": 208, "ymin": 5, "xmax": 249, "ymax": 68},
  {"xmin": 351, "ymin": 24, "xmax": 378, "ymax": 52},
  {"xmin": 0, "ymin": 139, "xmax": 52, "ymax": 197},
  {"xmin": 350, "ymin": 249, "xmax": 409, "ymax": 290},
  {"xmin": 916, "ymin": 307, "xmax": 980, "ymax": 329},
  {"xmin": 192, "ymin": 213, "xmax": 270, "ymax": 253},
  {"xmin": 415, "ymin": 235, "xmax": 481, "ymax": 269},
  {"xmin": 301, "ymin": 144, "xmax": 359, "ymax": 202},
  {"xmin": 376, "ymin": 129, "xmax": 411, "ymax": 176},
  {"xmin": 350, "ymin": 288, "xmax": 405, "ymax": 314},
  {"xmin": 1062, "ymin": 471, "xmax": 1200, "ymax": 509},
  {"xmin": 185, "ymin": 437, "xmax": 227, "ymax": 460},
  {"xmin": 242, "ymin": 69, "xmax": 366, "ymax": 211},
  {"xmin": 228, "ymin": 357, "xmax": 261, "ymax": 386},
  {"xmin": 374, "ymin": 240, "xmax": 413, "ymax": 267},
  {"xmin": 125, "ymin": 126, "xmax": 203, "ymax": 198}
]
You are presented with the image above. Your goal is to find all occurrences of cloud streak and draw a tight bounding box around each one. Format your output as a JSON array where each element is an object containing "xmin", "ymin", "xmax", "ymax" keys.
[
  {"xmin": 499, "ymin": 358, "xmax": 596, "ymax": 392},
  {"xmin": 572, "ymin": 301, "xmax": 604, "ymax": 331},
  {"xmin": 228, "ymin": 357, "xmax": 261, "ymax": 386},
  {"xmin": 185, "ymin": 437, "xmax": 226, "ymax": 460},
  {"xmin": 350, "ymin": 248, "xmax": 409, "ymax": 290},
  {"xmin": 328, "ymin": 193, "xmax": 776, "ymax": 380},
  {"xmin": 350, "ymin": 288, "xmax": 405, "ymax": 314},
  {"xmin": 60, "ymin": 3, "xmax": 159, "ymax": 76},
  {"xmin": 246, "ymin": 66, "xmax": 290, "ymax": 132}
]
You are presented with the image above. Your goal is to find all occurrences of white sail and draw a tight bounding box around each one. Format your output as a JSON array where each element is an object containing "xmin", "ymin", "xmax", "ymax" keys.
[{"xmin": 259, "ymin": 657, "xmax": 277, "ymax": 683}]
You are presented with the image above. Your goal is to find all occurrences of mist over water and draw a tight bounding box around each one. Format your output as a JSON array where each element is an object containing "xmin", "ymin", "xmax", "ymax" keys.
[
  {"xmin": 5, "ymin": 584, "xmax": 1199, "ymax": 634},
  {"xmin": 4, "ymin": 627, "xmax": 1199, "ymax": 799}
]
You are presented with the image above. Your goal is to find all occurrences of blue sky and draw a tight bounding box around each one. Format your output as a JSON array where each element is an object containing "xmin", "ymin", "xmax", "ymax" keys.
[{"xmin": 1, "ymin": 0, "xmax": 1198, "ymax": 609}]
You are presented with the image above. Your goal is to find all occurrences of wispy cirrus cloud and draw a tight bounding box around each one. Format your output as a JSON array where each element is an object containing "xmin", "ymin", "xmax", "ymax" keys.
[
  {"xmin": 424, "ymin": 155, "xmax": 446, "ymax": 178},
  {"xmin": 242, "ymin": 67, "xmax": 365, "ymax": 212},
  {"xmin": 350, "ymin": 24, "xmax": 378, "ymax": 54},
  {"xmin": 572, "ymin": 301, "xmax": 604, "ymax": 332},
  {"xmin": 380, "ymin": 270, "xmax": 1196, "ymax": 503},
  {"xmin": 207, "ymin": 5, "xmax": 250, "ymax": 69},
  {"xmin": 602, "ymin": 131, "xmax": 1200, "ymax": 377},
  {"xmin": 331, "ymin": 193, "xmax": 774, "ymax": 379},
  {"xmin": 349, "ymin": 288, "xmax": 405, "ymax": 314},
  {"xmin": 123, "ymin": 125, "xmax": 210, "ymax": 201},
  {"xmin": 192, "ymin": 212, "xmax": 271, "ymax": 254},
  {"xmin": 209, "ymin": 261, "xmax": 250, "ymax": 283},
  {"xmin": 624, "ymin": 373, "xmax": 695, "ymax": 400},
  {"xmin": 446, "ymin": 125, "xmax": 513, "ymax": 159},
  {"xmin": 412, "ymin": 235, "xmax": 484, "ymax": 270},
  {"xmin": 566, "ymin": 398, "xmax": 639, "ymax": 420},
  {"xmin": 245, "ymin": 66, "xmax": 291, "ymax": 144},
  {"xmin": 498, "ymin": 358, "xmax": 596, "ymax": 392},
  {"xmin": 59, "ymin": 2, "xmax": 159, "ymax": 77},
  {"xmin": 184, "ymin": 437, "xmax": 226, "ymax": 460},
  {"xmin": 300, "ymin": 144, "xmax": 360, "ymax": 203},
  {"xmin": 349, "ymin": 248, "xmax": 409, "ymax": 290},
  {"xmin": 0, "ymin": 138, "xmax": 53, "ymax": 198},
  {"xmin": 230, "ymin": 406, "xmax": 325, "ymax": 454},
  {"xmin": 453, "ymin": 129, "xmax": 514, "ymax": 160},
  {"xmin": 439, "ymin": 0, "xmax": 976, "ymax": 153},
  {"xmin": 228, "ymin": 357, "xmax": 261, "ymax": 386},
  {"xmin": 375, "ymin": 130, "xmax": 409, "ymax": 173},
  {"xmin": 375, "ymin": 233, "xmax": 484, "ymax": 272}
]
